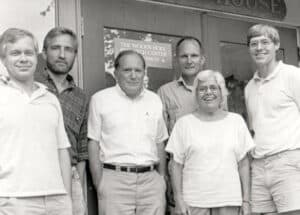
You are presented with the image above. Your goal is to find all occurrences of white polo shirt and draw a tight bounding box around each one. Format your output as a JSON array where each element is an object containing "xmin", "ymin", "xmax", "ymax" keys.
[
  {"xmin": 88, "ymin": 85, "xmax": 168, "ymax": 165},
  {"xmin": 0, "ymin": 79, "xmax": 70, "ymax": 197},
  {"xmin": 245, "ymin": 61, "xmax": 300, "ymax": 158}
]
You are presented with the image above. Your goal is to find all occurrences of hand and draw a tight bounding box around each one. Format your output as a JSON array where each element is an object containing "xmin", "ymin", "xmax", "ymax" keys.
[
  {"xmin": 174, "ymin": 198, "xmax": 190, "ymax": 215},
  {"xmin": 239, "ymin": 202, "xmax": 251, "ymax": 215},
  {"xmin": 96, "ymin": 174, "xmax": 103, "ymax": 197}
]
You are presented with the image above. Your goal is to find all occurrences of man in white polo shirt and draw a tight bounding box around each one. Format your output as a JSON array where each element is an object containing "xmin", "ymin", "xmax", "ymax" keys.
[
  {"xmin": 88, "ymin": 50, "xmax": 168, "ymax": 215},
  {"xmin": 245, "ymin": 24, "xmax": 300, "ymax": 215},
  {"xmin": 0, "ymin": 28, "xmax": 72, "ymax": 215}
]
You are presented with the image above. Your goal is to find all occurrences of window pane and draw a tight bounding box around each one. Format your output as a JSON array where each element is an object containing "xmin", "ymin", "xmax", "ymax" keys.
[
  {"xmin": 0, "ymin": 0, "xmax": 55, "ymax": 74},
  {"xmin": 104, "ymin": 27, "xmax": 181, "ymax": 91}
]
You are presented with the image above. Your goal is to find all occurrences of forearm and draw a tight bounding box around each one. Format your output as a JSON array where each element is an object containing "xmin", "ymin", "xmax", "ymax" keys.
[
  {"xmin": 170, "ymin": 159, "xmax": 184, "ymax": 201},
  {"xmin": 76, "ymin": 161, "xmax": 86, "ymax": 187},
  {"xmin": 157, "ymin": 142, "xmax": 167, "ymax": 176},
  {"xmin": 238, "ymin": 155, "xmax": 251, "ymax": 201},
  {"xmin": 88, "ymin": 139, "xmax": 103, "ymax": 188},
  {"xmin": 59, "ymin": 148, "xmax": 72, "ymax": 195}
]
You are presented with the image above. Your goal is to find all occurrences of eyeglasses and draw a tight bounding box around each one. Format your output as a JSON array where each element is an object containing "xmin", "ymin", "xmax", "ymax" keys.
[
  {"xmin": 249, "ymin": 39, "xmax": 273, "ymax": 49},
  {"xmin": 197, "ymin": 85, "xmax": 220, "ymax": 94}
]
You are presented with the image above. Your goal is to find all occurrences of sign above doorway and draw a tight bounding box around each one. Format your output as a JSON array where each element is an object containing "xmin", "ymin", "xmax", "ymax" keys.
[{"xmin": 149, "ymin": 0, "xmax": 286, "ymax": 20}]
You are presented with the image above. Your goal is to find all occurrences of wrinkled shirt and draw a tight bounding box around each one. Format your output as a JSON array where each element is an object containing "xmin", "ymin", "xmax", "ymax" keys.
[
  {"xmin": 35, "ymin": 69, "xmax": 89, "ymax": 164},
  {"xmin": 158, "ymin": 77, "xmax": 198, "ymax": 134}
]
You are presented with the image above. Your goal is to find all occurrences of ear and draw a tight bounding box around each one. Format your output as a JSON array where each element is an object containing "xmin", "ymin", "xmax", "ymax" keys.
[
  {"xmin": 42, "ymin": 49, "xmax": 47, "ymax": 60},
  {"xmin": 113, "ymin": 69, "xmax": 119, "ymax": 83},
  {"xmin": 200, "ymin": 55, "xmax": 206, "ymax": 65},
  {"xmin": 275, "ymin": 42, "xmax": 280, "ymax": 51}
]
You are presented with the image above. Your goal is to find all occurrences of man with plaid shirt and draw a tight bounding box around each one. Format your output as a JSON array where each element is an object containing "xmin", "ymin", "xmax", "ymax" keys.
[{"xmin": 35, "ymin": 27, "xmax": 88, "ymax": 215}]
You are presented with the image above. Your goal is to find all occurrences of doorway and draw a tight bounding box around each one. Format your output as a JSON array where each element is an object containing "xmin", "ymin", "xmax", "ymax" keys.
[{"xmin": 202, "ymin": 15, "xmax": 298, "ymax": 119}]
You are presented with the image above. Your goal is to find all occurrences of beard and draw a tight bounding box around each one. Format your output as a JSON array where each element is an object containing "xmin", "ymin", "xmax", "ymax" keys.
[{"xmin": 46, "ymin": 60, "xmax": 74, "ymax": 75}]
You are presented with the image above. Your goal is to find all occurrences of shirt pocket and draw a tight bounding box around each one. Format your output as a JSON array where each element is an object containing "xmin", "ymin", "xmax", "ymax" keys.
[
  {"xmin": 142, "ymin": 111, "xmax": 158, "ymax": 141},
  {"xmin": 63, "ymin": 102, "xmax": 85, "ymax": 136}
]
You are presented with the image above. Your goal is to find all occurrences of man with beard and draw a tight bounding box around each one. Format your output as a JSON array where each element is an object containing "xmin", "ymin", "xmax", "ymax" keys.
[{"xmin": 35, "ymin": 27, "xmax": 88, "ymax": 215}]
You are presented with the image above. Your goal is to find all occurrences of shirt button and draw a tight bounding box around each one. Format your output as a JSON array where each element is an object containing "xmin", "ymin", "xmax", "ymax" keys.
[{"xmin": 76, "ymin": 117, "xmax": 80, "ymax": 121}]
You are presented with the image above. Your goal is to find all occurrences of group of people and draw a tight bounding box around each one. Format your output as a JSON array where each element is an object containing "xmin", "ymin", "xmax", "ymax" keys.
[{"xmin": 0, "ymin": 23, "xmax": 300, "ymax": 215}]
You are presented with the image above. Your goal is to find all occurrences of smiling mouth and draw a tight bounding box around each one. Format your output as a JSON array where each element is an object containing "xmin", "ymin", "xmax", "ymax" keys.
[
  {"xmin": 203, "ymin": 97, "xmax": 216, "ymax": 102},
  {"xmin": 17, "ymin": 66, "xmax": 32, "ymax": 71}
]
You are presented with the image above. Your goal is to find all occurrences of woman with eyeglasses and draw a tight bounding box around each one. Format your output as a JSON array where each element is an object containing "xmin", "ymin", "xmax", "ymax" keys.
[{"xmin": 166, "ymin": 70, "xmax": 254, "ymax": 215}]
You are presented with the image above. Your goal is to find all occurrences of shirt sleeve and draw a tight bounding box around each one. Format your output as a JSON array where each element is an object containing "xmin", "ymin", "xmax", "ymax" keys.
[
  {"xmin": 87, "ymin": 94, "xmax": 101, "ymax": 142},
  {"xmin": 77, "ymin": 99, "xmax": 89, "ymax": 161},
  {"xmin": 244, "ymin": 84, "xmax": 253, "ymax": 131},
  {"xmin": 155, "ymin": 111, "xmax": 169, "ymax": 143},
  {"xmin": 157, "ymin": 87, "xmax": 170, "ymax": 132},
  {"xmin": 235, "ymin": 115, "xmax": 255, "ymax": 162},
  {"xmin": 56, "ymin": 99, "xmax": 71, "ymax": 149},
  {"xmin": 287, "ymin": 66, "xmax": 300, "ymax": 110},
  {"xmin": 165, "ymin": 119, "xmax": 186, "ymax": 164}
]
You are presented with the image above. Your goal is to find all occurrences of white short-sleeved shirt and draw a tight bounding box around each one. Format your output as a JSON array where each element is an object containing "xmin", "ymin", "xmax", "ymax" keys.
[
  {"xmin": 0, "ymin": 80, "xmax": 70, "ymax": 197},
  {"xmin": 166, "ymin": 112, "xmax": 254, "ymax": 207},
  {"xmin": 245, "ymin": 61, "xmax": 300, "ymax": 158},
  {"xmin": 88, "ymin": 85, "xmax": 168, "ymax": 165}
]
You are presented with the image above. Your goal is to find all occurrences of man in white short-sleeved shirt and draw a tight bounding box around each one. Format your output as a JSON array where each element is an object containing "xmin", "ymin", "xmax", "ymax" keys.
[
  {"xmin": 245, "ymin": 24, "xmax": 300, "ymax": 215},
  {"xmin": 88, "ymin": 50, "xmax": 168, "ymax": 215},
  {"xmin": 0, "ymin": 28, "xmax": 72, "ymax": 215}
]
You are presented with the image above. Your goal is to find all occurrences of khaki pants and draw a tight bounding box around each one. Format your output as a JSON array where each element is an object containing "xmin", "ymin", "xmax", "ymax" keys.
[
  {"xmin": 98, "ymin": 168, "xmax": 166, "ymax": 215},
  {"xmin": 189, "ymin": 206, "xmax": 239, "ymax": 215},
  {"xmin": 0, "ymin": 195, "xmax": 72, "ymax": 215},
  {"xmin": 72, "ymin": 167, "xmax": 86, "ymax": 215}
]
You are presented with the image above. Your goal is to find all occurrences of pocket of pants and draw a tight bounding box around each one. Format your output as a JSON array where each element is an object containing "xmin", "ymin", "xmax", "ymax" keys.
[
  {"xmin": 286, "ymin": 152, "xmax": 300, "ymax": 170},
  {"xmin": 97, "ymin": 172, "xmax": 106, "ymax": 197},
  {"xmin": 0, "ymin": 197, "xmax": 16, "ymax": 207},
  {"xmin": 156, "ymin": 172, "xmax": 166, "ymax": 191}
]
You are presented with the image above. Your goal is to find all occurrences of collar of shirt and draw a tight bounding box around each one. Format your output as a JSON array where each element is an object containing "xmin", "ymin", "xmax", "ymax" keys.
[
  {"xmin": 2, "ymin": 77, "xmax": 48, "ymax": 101},
  {"xmin": 40, "ymin": 68, "xmax": 76, "ymax": 94},
  {"xmin": 253, "ymin": 61, "xmax": 282, "ymax": 83},
  {"xmin": 0, "ymin": 74, "xmax": 9, "ymax": 84},
  {"xmin": 177, "ymin": 76, "xmax": 194, "ymax": 92},
  {"xmin": 115, "ymin": 84, "xmax": 146, "ymax": 100}
]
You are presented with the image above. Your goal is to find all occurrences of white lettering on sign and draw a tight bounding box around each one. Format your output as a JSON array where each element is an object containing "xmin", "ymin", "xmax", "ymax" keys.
[{"xmin": 114, "ymin": 38, "xmax": 172, "ymax": 69}]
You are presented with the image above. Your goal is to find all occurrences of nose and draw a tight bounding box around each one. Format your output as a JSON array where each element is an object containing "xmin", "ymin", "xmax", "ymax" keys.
[
  {"xmin": 187, "ymin": 55, "xmax": 193, "ymax": 63},
  {"xmin": 59, "ymin": 48, "xmax": 65, "ymax": 58},
  {"xmin": 205, "ymin": 87, "xmax": 213, "ymax": 94},
  {"xmin": 256, "ymin": 42, "xmax": 263, "ymax": 50},
  {"xmin": 19, "ymin": 53, "xmax": 28, "ymax": 62},
  {"xmin": 130, "ymin": 70, "xmax": 137, "ymax": 79}
]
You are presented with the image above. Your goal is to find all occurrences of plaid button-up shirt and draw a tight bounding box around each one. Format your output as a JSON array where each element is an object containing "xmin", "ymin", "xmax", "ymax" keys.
[{"xmin": 35, "ymin": 68, "xmax": 89, "ymax": 165}]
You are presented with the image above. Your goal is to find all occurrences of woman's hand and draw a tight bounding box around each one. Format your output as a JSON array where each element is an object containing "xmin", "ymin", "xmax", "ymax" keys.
[{"xmin": 174, "ymin": 197, "xmax": 190, "ymax": 215}]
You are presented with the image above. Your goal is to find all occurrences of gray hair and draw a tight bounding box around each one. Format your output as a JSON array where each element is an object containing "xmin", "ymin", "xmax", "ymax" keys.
[
  {"xmin": 194, "ymin": 69, "xmax": 228, "ymax": 110},
  {"xmin": 0, "ymin": 28, "xmax": 39, "ymax": 59}
]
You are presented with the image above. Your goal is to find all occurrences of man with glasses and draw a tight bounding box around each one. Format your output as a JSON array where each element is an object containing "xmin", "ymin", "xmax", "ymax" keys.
[{"xmin": 245, "ymin": 24, "xmax": 300, "ymax": 215}]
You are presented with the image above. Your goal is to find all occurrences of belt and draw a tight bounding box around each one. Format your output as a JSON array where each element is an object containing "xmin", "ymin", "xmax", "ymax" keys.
[{"xmin": 103, "ymin": 163, "xmax": 156, "ymax": 173}]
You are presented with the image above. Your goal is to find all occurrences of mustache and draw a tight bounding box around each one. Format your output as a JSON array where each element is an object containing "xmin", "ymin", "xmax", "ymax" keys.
[{"xmin": 55, "ymin": 60, "xmax": 68, "ymax": 64}]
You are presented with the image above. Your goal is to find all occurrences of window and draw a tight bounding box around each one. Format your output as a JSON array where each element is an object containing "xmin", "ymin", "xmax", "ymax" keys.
[{"xmin": 0, "ymin": 0, "xmax": 56, "ymax": 74}]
